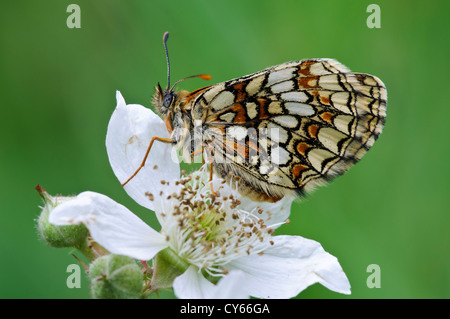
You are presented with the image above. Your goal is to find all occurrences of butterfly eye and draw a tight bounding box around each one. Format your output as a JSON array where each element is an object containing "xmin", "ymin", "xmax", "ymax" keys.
[{"xmin": 163, "ymin": 92, "xmax": 174, "ymax": 108}]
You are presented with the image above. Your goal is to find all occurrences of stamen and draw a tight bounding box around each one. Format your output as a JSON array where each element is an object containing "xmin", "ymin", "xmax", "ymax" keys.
[{"xmin": 156, "ymin": 165, "xmax": 274, "ymax": 276}]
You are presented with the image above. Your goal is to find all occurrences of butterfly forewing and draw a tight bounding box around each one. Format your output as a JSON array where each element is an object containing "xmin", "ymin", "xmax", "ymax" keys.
[{"xmin": 182, "ymin": 59, "xmax": 386, "ymax": 201}]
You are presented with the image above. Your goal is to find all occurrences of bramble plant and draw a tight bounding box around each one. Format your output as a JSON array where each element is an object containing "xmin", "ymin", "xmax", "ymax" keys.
[{"xmin": 35, "ymin": 91, "xmax": 351, "ymax": 299}]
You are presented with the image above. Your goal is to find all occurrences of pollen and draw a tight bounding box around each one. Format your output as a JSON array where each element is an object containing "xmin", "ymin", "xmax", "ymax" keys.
[{"xmin": 145, "ymin": 192, "xmax": 154, "ymax": 201}]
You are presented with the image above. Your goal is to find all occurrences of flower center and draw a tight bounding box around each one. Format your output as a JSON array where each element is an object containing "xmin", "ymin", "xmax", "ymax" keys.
[{"xmin": 154, "ymin": 168, "xmax": 274, "ymax": 276}]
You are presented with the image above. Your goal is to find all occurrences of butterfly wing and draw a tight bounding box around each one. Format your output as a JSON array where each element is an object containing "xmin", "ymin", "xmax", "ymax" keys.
[{"xmin": 188, "ymin": 59, "xmax": 387, "ymax": 201}]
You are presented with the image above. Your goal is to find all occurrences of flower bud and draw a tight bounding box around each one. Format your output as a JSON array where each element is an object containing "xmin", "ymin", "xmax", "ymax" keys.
[
  {"xmin": 36, "ymin": 185, "xmax": 89, "ymax": 248},
  {"xmin": 89, "ymin": 254, "xmax": 144, "ymax": 299}
]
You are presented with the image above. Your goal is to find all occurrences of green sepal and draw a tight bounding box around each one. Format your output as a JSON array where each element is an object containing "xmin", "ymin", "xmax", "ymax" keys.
[
  {"xmin": 36, "ymin": 187, "xmax": 89, "ymax": 249},
  {"xmin": 150, "ymin": 247, "xmax": 189, "ymax": 291}
]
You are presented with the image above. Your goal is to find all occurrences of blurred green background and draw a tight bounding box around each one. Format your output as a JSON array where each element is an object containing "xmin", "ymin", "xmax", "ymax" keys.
[{"xmin": 1, "ymin": 0, "xmax": 449, "ymax": 299}]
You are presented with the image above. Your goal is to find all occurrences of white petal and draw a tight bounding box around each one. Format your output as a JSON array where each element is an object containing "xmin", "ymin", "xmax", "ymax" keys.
[
  {"xmin": 227, "ymin": 235, "xmax": 351, "ymax": 298},
  {"xmin": 173, "ymin": 266, "xmax": 215, "ymax": 299},
  {"xmin": 173, "ymin": 266, "xmax": 249, "ymax": 299},
  {"xmin": 209, "ymin": 271, "xmax": 249, "ymax": 299},
  {"xmin": 238, "ymin": 195, "xmax": 295, "ymax": 228},
  {"xmin": 49, "ymin": 191, "xmax": 168, "ymax": 260},
  {"xmin": 210, "ymin": 173, "xmax": 294, "ymax": 227},
  {"xmin": 106, "ymin": 91, "xmax": 180, "ymax": 211}
]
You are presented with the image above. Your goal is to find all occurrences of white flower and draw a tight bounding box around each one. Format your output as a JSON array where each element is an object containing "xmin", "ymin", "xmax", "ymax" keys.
[{"xmin": 49, "ymin": 91, "xmax": 351, "ymax": 298}]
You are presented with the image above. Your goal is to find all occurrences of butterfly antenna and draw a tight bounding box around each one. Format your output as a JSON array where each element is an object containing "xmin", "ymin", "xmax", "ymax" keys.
[
  {"xmin": 163, "ymin": 32, "xmax": 212, "ymax": 91},
  {"xmin": 170, "ymin": 74, "xmax": 212, "ymax": 91},
  {"xmin": 163, "ymin": 31, "xmax": 170, "ymax": 89}
]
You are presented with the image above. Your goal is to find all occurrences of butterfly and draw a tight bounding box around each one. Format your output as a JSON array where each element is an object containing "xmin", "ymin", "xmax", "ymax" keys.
[{"xmin": 122, "ymin": 32, "xmax": 387, "ymax": 203}]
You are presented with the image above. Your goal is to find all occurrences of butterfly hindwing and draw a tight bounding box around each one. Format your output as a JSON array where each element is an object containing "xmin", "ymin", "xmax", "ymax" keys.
[{"xmin": 184, "ymin": 59, "xmax": 386, "ymax": 201}]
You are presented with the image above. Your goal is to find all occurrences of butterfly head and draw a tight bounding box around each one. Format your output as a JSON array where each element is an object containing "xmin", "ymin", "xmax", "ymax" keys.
[{"xmin": 153, "ymin": 82, "xmax": 176, "ymax": 116}]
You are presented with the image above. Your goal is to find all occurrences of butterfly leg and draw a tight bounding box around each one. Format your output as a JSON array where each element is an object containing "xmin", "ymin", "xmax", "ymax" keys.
[
  {"xmin": 190, "ymin": 145, "xmax": 218, "ymax": 197},
  {"xmin": 190, "ymin": 148, "xmax": 204, "ymax": 164},
  {"xmin": 209, "ymin": 161, "xmax": 219, "ymax": 197},
  {"xmin": 121, "ymin": 136, "xmax": 174, "ymax": 187},
  {"xmin": 197, "ymin": 144, "xmax": 219, "ymax": 197}
]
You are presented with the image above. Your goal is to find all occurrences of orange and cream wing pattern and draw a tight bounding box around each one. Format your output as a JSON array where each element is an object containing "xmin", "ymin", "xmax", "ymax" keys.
[{"xmin": 187, "ymin": 59, "xmax": 387, "ymax": 201}]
